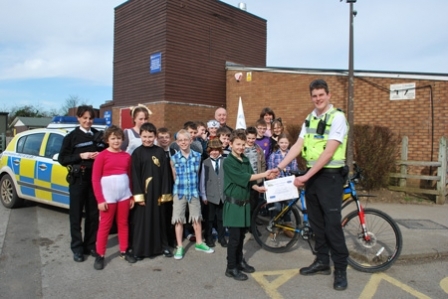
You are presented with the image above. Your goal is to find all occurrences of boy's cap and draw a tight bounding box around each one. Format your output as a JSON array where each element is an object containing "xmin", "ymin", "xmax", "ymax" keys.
[
  {"xmin": 207, "ymin": 120, "xmax": 220, "ymax": 128},
  {"xmin": 207, "ymin": 138, "xmax": 222, "ymax": 150}
]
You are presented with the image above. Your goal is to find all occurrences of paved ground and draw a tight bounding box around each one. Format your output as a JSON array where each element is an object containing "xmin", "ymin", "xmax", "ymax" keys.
[
  {"xmin": 0, "ymin": 200, "xmax": 447, "ymax": 298},
  {"xmin": 358, "ymin": 202, "xmax": 448, "ymax": 259}
]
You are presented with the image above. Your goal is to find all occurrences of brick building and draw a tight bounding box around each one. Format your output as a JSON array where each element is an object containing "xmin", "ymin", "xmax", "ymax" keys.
[
  {"xmin": 9, "ymin": 117, "xmax": 52, "ymax": 135},
  {"xmin": 105, "ymin": 0, "xmax": 448, "ymax": 173},
  {"xmin": 105, "ymin": 0, "xmax": 266, "ymax": 131},
  {"xmin": 225, "ymin": 66, "xmax": 448, "ymax": 163}
]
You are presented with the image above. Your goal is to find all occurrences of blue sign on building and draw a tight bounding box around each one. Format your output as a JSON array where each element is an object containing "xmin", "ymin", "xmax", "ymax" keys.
[
  {"xmin": 103, "ymin": 110, "xmax": 112, "ymax": 126},
  {"xmin": 150, "ymin": 52, "xmax": 162, "ymax": 74}
]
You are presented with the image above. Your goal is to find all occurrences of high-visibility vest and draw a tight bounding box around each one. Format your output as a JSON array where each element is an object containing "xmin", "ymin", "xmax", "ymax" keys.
[{"xmin": 302, "ymin": 108, "xmax": 348, "ymax": 168}]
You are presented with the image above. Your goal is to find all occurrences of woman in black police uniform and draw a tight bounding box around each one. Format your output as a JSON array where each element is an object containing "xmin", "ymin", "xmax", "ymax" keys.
[{"xmin": 58, "ymin": 105, "xmax": 106, "ymax": 262}]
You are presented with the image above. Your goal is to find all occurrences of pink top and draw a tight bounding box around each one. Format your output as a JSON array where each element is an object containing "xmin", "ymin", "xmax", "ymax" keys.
[
  {"xmin": 92, "ymin": 150, "xmax": 132, "ymax": 204},
  {"xmin": 264, "ymin": 128, "xmax": 272, "ymax": 137}
]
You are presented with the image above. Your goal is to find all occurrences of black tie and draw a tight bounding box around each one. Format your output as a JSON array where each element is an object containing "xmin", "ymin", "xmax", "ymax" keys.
[{"xmin": 214, "ymin": 159, "xmax": 219, "ymax": 175}]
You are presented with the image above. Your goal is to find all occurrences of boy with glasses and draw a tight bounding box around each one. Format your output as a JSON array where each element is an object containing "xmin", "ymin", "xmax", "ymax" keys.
[{"xmin": 170, "ymin": 130, "xmax": 214, "ymax": 259}]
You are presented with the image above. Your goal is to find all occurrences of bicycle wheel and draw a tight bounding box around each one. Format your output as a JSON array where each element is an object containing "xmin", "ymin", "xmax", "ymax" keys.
[
  {"xmin": 251, "ymin": 201, "xmax": 301, "ymax": 253},
  {"xmin": 342, "ymin": 208, "xmax": 402, "ymax": 273}
]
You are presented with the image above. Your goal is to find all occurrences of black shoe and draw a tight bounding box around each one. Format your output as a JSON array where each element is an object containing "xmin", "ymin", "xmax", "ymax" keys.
[
  {"xmin": 120, "ymin": 251, "xmax": 137, "ymax": 263},
  {"xmin": 225, "ymin": 268, "xmax": 248, "ymax": 281},
  {"xmin": 238, "ymin": 259, "xmax": 255, "ymax": 273},
  {"xmin": 219, "ymin": 238, "xmax": 228, "ymax": 248},
  {"xmin": 333, "ymin": 269, "xmax": 348, "ymax": 290},
  {"xmin": 206, "ymin": 239, "xmax": 216, "ymax": 248},
  {"xmin": 299, "ymin": 259, "xmax": 331, "ymax": 276},
  {"xmin": 84, "ymin": 249, "xmax": 97, "ymax": 257},
  {"xmin": 94, "ymin": 256, "xmax": 105, "ymax": 270},
  {"xmin": 73, "ymin": 252, "xmax": 85, "ymax": 262},
  {"xmin": 163, "ymin": 249, "xmax": 173, "ymax": 258}
]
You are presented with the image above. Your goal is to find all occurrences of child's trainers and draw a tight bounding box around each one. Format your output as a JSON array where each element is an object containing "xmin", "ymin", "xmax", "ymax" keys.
[
  {"xmin": 120, "ymin": 251, "xmax": 137, "ymax": 263},
  {"xmin": 174, "ymin": 246, "xmax": 185, "ymax": 260},
  {"xmin": 195, "ymin": 242, "xmax": 214, "ymax": 253},
  {"xmin": 94, "ymin": 256, "xmax": 105, "ymax": 270}
]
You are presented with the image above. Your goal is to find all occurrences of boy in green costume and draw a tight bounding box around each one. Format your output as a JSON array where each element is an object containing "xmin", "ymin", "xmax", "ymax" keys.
[{"xmin": 222, "ymin": 129, "xmax": 271, "ymax": 281}]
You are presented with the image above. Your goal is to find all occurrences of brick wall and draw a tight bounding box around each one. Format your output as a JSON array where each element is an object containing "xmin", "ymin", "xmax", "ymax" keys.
[
  {"xmin": 226, "ymin": 69, "xmax": 448, "ymax": 165},
  {"xmin": 113, "ymin": 0, "xmax": 266, "ymax": 108},
  {"xmin": 111, "ymin": 102, "xmax": 217, "ymax": 136}
]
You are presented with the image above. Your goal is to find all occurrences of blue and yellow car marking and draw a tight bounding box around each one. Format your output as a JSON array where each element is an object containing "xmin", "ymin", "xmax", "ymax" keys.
[
  {"xmin": 7, "ymin": 154, "xmax": 21, "ymax": 174},
  {"xmin": 5, "ymin": 151, "xmax": 69, "ymax": 207},
  {"xmin": 13, "ymin": 155, "xmax": 37, "ymax": 197},
  {"xmin": 35, "ymin": 160, "xmax": 69, "ymax": 205}
]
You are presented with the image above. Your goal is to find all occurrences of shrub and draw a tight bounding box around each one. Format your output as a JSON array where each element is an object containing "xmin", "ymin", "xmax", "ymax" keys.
[
  {"xmin": 286, "ymin": 123, "xmax": 400, "ymax": 188},
  {"xmin": 353, "ymin": 125, "xmax": 400, "ymax": 190}
]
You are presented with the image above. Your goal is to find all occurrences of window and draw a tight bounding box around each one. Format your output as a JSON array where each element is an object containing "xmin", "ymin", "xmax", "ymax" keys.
[
  {"xmin": 44, "ymin": 133, "xmax": 64, "ymax": 159},
  {"xmin": 19, "ymin": 133, "xmax": 45, "ymax": 156}
]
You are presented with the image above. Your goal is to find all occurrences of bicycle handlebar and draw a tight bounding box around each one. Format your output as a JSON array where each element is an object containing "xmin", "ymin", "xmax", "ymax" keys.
[{"xmin": 349, "ymin": 162, "xmax": 363, "ymax": 183}]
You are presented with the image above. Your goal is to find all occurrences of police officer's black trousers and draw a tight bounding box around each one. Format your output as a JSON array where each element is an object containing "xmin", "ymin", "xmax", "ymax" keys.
[
  {"xmin": 305, "ymin": 169, "xmax": 348, "ymax": 270},
  {"xmin": 69, "ymin": 177, "xmax": 99, "ymax": 254}
]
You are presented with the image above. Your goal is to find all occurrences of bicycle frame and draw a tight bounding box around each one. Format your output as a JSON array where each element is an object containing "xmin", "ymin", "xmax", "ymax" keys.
[
  {"xmin": 272, "ymin": 166, "xmax": 370, "ymax": 252},
  {"xmin": 253, "ymin": 164, "xmax": 403, "ymax": 272},
  {"xmin": 268, "ymin": 187, "xmax": 316, "ymax": 252},
  {"xmin": 342, "ymin": 172, "xmax": 371, "ymax": 243}
]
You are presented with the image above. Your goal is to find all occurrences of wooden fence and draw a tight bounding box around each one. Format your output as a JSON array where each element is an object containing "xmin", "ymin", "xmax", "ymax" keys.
[{"xmin": 388, "ymin": 136, "xmax": 447, "ymax": 204}]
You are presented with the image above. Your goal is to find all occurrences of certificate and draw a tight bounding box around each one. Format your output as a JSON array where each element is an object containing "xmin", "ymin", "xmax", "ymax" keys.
[{"xmin": 264, "ymin": 175, "xmax": 299, "ymax": 203}]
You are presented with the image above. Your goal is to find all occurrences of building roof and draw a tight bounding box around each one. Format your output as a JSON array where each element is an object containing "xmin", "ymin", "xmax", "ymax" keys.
[
  {"xmin": 226, "ymin": 64, "xmax": 448, "ymax": 81},
  {"xmin": 10, "ymin": 117, "xmax": 53, "ymax": 128}
]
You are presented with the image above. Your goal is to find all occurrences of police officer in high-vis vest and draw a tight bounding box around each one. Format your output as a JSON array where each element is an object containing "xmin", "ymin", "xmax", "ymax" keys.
[{"xmin": 271, "ymin": 79, "xmax": 349, "ymax": 291}]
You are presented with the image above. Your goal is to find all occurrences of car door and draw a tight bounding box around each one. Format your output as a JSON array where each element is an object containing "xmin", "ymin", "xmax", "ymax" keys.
[
  {"xmin": 14, "ymin": 132, "xmax": 45, "ymax": 198},
  {"xmin": 35, "ymin": 132, "xmax": 69, "ymax": 207}
]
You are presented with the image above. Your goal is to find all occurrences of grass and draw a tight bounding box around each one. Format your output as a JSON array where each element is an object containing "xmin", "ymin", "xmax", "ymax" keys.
[{"xmin": 403, "ymin": 196, "xmax": 425, "ymax": 203}]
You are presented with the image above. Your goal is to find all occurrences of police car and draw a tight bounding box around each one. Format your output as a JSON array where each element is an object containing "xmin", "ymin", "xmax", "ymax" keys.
[{"xmin": 0, "ymin": 116, "xmax": 107, "ymax": 209}]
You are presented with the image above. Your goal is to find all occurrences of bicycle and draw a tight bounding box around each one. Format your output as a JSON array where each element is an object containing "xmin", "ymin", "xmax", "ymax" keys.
[{"xmin": 251, "ymin": 164, "xmax": 403, "ymax": 273}]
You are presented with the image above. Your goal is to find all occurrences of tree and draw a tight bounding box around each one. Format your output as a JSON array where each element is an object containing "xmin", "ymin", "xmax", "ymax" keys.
[
  {"xmin": 60, "ymin": 95, "xmax": 88, "ymax": 116},
  {"xmin": 47, "ymin": 108, "xmax": 61, "ymax": 118},
  {"xmin": 7, "ymin": 105, "xmax": 50, "ymax": 125}
]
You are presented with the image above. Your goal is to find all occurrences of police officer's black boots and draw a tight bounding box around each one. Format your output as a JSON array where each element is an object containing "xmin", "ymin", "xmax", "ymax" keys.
[
  {"xmin": 333, "ymin": 269, "xmax": 348, "ymax": 290},
  {"xmin": 299, "ymin": 258, "xmax": 331, "ymax": 275}
]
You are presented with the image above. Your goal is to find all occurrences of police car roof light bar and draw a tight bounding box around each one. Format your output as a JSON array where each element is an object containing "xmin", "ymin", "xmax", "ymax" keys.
[{"xmin": 50, "ymin": 116, "xmax": 107, "ymax": 125}]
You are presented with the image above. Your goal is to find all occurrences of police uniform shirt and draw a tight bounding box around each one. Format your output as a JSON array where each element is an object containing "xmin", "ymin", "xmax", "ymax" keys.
[
  {"xmin": 298, "ymin": 105, "xmax": 348, "ymax": 143},
  {"xmin": 79, "ymin": 127, "xmax": 92, "ymax": 134}
]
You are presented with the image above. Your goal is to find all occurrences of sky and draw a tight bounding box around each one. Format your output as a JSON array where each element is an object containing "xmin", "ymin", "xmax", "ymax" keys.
[{"xmin": 1, "ymin": 0, "xmax": 447, "ymax": 113}]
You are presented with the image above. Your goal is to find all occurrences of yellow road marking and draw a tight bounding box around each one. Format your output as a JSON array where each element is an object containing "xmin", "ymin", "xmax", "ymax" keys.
[
  {"xmin": 251, "ymin": 269, "xmax": 300, "ymax": 299},
  {"xmin": 440, "ymin": 277, "xmax": 448, "ymax": 294},
  {"xmin": 252, "ymin": 268, "xmax": 444, "ymax": 298},
  {"xmin": 359, "ymin": 272, "xmax": 431, "ymax": 299}
]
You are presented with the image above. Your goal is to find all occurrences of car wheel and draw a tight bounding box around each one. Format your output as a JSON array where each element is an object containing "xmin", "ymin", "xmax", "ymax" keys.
[{"xmin": 0, "ymin": 174, "xmax": 23, "ymax": 208}]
